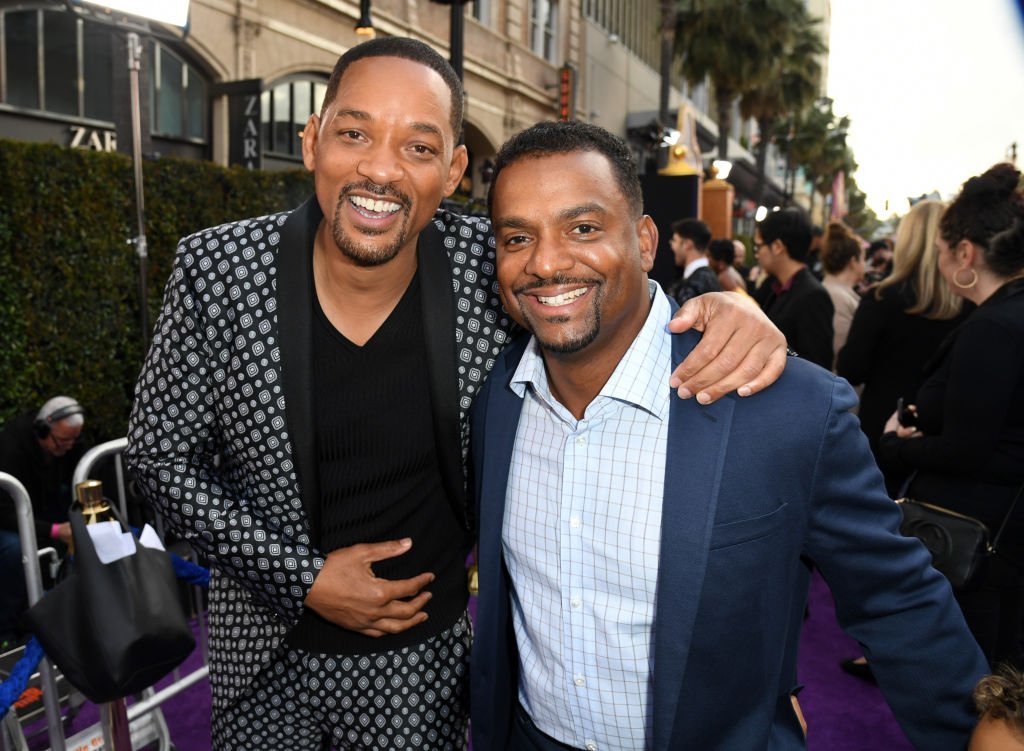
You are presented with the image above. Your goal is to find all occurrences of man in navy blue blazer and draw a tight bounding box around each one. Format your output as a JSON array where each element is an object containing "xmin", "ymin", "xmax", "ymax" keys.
[{"xmin": 470, "ymin": 121, "xmax": 988, "ymax": 751}]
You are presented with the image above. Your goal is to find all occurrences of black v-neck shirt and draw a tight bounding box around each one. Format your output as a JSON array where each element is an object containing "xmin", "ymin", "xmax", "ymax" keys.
[{"xmin": 287, "ymin": 271, "xmax": 467, "ymax": 654}]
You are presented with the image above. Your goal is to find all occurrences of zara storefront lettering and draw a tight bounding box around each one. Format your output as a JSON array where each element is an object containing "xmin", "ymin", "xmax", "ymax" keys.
[{"xmin": 69, "ymin": 126, "xmax": 117, "ymax": 152}]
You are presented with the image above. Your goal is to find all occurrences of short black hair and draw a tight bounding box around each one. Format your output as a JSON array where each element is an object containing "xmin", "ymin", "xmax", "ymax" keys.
[
  {"xmin": 708, "ymin": 238, "xmax": 736, "ymax": 266},
  {"xmin": 758, "ymin": 208, "xmax": 813, "ymax": 262},
  {"xmin": 320, "ymin": 37, "xmax": 464, "ymax": 141},
  {"xmin": 670, "ymin": 218, "xmax": 711, "ymax": 251},
  {"xmin": 488, "ymin": 121, "xmax": 643, "ymax": 218}
]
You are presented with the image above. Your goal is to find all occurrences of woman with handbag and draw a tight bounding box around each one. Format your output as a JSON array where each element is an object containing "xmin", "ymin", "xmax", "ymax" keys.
[
  {"xmin": 879, "ymin": 162, "xmax": 1024, "ymax": 668},
  {"xmin": 836, "ymin": 200, "xmax": 970, "ymax": 495}
]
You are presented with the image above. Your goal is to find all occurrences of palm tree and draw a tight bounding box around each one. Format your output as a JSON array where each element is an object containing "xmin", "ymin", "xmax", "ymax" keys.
[
  {"xmin": 788, "ymin": 98, "xmax": 854, "ymax": 218},
  {"xmin": 740, "ymin": 5, "xmax": 826, "ymax": 204},
  {"xmin": 674, "ymin": 0, "xmax": 793, "ymax": 161}
]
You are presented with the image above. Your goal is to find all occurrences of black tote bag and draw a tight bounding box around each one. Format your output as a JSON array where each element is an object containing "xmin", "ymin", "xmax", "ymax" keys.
[{"xmin": 23, "ymin": 509, "xmax": 195, "ymax": 703}]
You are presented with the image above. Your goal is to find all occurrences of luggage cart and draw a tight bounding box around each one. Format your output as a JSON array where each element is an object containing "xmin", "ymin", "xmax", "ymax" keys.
[{"xmin": 1, "ymin": 437, "xmax": 210, "ymax": 750}]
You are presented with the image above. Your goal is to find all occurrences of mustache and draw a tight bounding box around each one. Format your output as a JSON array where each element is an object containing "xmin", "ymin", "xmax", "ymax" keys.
[
  {"xmin": 339, "ymin": 181, "xmax": 411, "ymax": 209},
  {"xmin": 512, "ymin": 275, "xmax": 599, "ymax": 295}
]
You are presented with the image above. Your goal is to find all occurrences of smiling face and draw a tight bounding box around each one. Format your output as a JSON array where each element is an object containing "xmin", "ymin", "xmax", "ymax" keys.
[
  {"xmin": 491, "ymin": 150, "xmax": 656, "ymax": 362},
  {"xmin": 302, "ymin": 56, "xmax": 468, "ymax": 266}
]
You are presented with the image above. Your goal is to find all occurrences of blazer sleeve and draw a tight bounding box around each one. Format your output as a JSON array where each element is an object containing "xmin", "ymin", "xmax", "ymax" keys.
[
  {"xmin": 836, "ymin": 291, "xmax": 886, "ymax": 385},
  {"xmin": 125, "ymin": 239, "xmax": 324, "ymax": 622},
  {"xmin": 804, "ymin": 377, "xmax": 987, "ymax": 749}
]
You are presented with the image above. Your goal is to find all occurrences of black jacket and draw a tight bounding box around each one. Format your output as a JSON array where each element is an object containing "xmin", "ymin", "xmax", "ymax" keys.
[
  {"xmin": 667, "ymin": 265, "xmax": 722, "ymax": 305},
  {"xmin": 759, "ymin": 267, "xmax": 834, "ymax": 369}
]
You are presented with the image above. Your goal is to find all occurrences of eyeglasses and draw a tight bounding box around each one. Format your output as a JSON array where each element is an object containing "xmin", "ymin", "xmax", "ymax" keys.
[{"xmin": 48, "ymin": 430, "xmax": 79, "ymax": 447}]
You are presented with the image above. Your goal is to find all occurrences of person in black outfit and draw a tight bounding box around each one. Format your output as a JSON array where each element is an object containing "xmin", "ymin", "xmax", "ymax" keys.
[
  {"xmin": 754, "ymin": 208, "xmax": 834, "ymax": 369},
  {"xmin": 880, "ymin": 163, "xmax": 1024, "ymax": 668},
  {"xmin": 666, "ymin": 218, "xmax": 722, "ymax": 304},
  {"xmin": 837, "ymin": 200, "xmax": 969, "ymax": 489},
  {"xmin": 0, "ymin": 396, "xmax": 85, "ymax": 643}
]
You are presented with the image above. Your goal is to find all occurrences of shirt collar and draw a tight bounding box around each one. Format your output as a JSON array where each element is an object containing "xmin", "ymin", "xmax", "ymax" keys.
[
  {"xmin": 510, "ymin": 280, "xmax": 672, "ymax": 421},
  {"xmin": 683, "ymin": 256, "xmax": 710, "ymax": 279},
  {"xmin": 771, "ymin": 265, "xmax": 805, "ymax": 295}
]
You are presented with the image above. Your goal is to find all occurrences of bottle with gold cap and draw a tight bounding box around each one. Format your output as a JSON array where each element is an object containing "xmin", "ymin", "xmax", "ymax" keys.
[
  {"xmin": 75, "ymin": 480, "xmax": 116, "ymax": 525},
  {"xmin": 68, "ymin": 480, "xmax": 118, "ymax": 554}
]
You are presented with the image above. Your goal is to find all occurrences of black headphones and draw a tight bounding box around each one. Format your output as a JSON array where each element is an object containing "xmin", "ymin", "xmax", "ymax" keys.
[{"xmin": 33, "ymin": 400, "xmax": 85, "ymax": 440}]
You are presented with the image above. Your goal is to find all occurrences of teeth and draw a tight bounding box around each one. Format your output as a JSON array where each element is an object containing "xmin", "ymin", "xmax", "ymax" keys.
[
  {"xmin": 536, "ymin": 288, "xmax": 588, "ymax": 306},
  {"xmin": 350, "ymin": 195, "xmax": 401, "ymax": 214}
]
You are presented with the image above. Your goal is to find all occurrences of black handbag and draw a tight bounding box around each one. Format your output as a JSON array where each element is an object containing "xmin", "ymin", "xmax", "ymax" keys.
[
  {"xmin": 897, "ymin": 482, "xmax": 1024, "ymax": 589},
  {"xmin": 22, "ymin": 509, "xmax": 195, "ymax": 703}
]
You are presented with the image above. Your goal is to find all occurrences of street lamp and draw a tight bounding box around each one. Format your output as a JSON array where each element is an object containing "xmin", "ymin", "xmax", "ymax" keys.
[
  {"xmin": 428, "ymin": 0, "xmax": 473, "ymax": 81},
  {"xmin": 77, "ymin": 0, "xmax": 190, "ymax": 353},
  {"xmin": 355, "ymin": 0, "xmax": 375, "ymax": 38}
]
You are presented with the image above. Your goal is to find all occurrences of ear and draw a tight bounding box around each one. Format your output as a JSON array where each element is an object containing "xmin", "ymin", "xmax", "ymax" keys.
[
  {"xmin": 959, "ymin": 240, "xmax": 981, "ymax": 268},
  {"xmin": 301, "ymin": 113, "xmax": 321, "ymax": 172},
  {"xmin": 442, "ymin": 144, "xmax": 470, "ymax": 198},
  {"xmin": 638, "ymin": 215, "xmax": 658, "ymax": 272}
]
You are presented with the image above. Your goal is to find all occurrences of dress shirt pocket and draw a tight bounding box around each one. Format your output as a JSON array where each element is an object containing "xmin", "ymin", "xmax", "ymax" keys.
[{"xmin": 709, "ymin": 502, "xmax": 788, "ymax": 551}]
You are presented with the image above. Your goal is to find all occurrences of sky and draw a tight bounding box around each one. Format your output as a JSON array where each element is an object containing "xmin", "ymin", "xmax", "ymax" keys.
[{"xmin": 827, "ymin": 0, "xmax": 1024, "ymax": 217}]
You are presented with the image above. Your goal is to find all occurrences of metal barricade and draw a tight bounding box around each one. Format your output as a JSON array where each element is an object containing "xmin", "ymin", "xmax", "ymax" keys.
[
  {"xmin": 0, "ymin": 473, "xmax": 66, "ymax": 751},
  {"xmin": 3, "ymin": 438, "xmax": 211, "ymax": 750}
]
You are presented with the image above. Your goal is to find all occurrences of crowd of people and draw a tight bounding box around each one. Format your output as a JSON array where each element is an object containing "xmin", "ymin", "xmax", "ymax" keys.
[
  {"xmin": 2, "ymin": 34, "xmax": 1023, "ymax": 751},
  {"xmin": 664, "ymin": 163, "xmax": 1024, "ymax": 692}
]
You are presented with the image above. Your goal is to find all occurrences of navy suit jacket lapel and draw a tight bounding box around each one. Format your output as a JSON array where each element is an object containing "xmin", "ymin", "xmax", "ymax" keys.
[
  {"xmin": 474, "ymin": 336, "xmax": 528, "ymax": 749},
  {"xmin": 277, "ymin": 197, "xmax": 321, "ymax": 544},
  {"xmin": 651, "ymin": 332, "xmax": 734, "ymax": 751}
]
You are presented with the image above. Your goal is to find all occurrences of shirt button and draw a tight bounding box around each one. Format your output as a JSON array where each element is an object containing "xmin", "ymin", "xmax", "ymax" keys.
[
  {"xmin": 586, "ymin": 743, "xmax": 598, "ymax": 751},
  {"xmin": 575, "ymin": 436, "xmax": 586, "ymax": 447},
  {"xmin": 574, "ymin": 674, "xmax": 585, "ymax": 686},
  {"xmin": 569, "ymin": 517, "xmax": 581, "ymax": 529},
  {"xmin": 570, "ymin": 597, "xmax": 581, "ymax": 609}
]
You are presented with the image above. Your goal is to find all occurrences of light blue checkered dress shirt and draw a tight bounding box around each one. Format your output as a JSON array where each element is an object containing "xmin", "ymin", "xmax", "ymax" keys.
[{"xmin": 503, "ymin": 281, "xmax": 672, "ymax": 751}]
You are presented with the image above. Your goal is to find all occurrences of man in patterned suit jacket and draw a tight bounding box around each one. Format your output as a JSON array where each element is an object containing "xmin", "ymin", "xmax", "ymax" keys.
[{"xmin": 126, "ymin": 38, "xmax": 786, "ymax": 750}]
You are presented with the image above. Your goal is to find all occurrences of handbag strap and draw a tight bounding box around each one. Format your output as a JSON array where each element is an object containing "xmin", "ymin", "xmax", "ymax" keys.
[{"xmin": 990, "ymin": 481, "xmax": 1024, "ymax": 554}]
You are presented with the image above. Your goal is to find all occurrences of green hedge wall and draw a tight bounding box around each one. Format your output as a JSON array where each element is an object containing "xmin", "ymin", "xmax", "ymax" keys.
[{"xmin": 0, "ymin": 139, "xmax": 313, "ymax": 442}]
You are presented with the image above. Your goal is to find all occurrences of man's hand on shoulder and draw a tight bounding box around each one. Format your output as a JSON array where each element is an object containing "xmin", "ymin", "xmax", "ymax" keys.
[
  {"xmin": 304, "ymin": 539, "xmax": 434, "ymax": 637},
  {"xmin": 668, "ymin": 291, "xmax": 787, "ymax": 404}
]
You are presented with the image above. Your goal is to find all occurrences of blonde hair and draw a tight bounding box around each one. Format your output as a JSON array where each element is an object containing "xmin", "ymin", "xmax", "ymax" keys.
[{"xmin": 874, "ymin": 199, "xmax": 964, "ymax": 320}]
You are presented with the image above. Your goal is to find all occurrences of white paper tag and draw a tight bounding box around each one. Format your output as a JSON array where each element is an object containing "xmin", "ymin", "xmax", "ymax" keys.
[{"xmin": 86, "ymin": 522, "xmax": 165, "ymax": 564}]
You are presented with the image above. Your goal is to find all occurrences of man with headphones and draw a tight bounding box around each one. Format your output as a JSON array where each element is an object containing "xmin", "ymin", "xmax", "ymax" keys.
[{"xmin": 0, "ymin": 396, "xmax": 86, "ymax": 645}]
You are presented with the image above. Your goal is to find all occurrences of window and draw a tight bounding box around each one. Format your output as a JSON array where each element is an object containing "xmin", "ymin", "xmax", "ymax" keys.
[
  {"xmin": 529, "ymin": 0, "xmax": 558, "ymax": 62},
  {"xmin": 1, "ymin": 9, "xmax": 113, "ymax": 121},
  {"xmin": 261, "ymin": 76, "xmax": 327, "ymax": 158},
  {"xmin": 471, "ymin": 0, "xmax": 491, "ymax": 26},
  {"xmin": 150, "ymin": 42, "xmax": 207, "ymax": 140}
]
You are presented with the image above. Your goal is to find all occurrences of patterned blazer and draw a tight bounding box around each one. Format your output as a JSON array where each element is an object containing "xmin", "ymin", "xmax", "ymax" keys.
[{"xmin": 126, "ymin": 197, "xmax": 513, "ymax": 710}]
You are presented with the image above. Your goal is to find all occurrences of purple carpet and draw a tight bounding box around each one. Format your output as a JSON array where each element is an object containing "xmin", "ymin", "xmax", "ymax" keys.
[{"xmin": 20, "ymin": 571, "xmax": 912, "ymax": 750}]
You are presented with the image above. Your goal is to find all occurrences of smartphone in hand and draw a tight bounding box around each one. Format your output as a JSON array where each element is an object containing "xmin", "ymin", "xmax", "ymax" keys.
[{"xmin": 896, "ymin": 397, "xmax": 917, "ymax": 428}]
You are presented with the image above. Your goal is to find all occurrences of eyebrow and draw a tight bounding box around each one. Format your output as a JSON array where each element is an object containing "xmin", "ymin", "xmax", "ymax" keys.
[
  {"xmin": 333, "ymin": 109, "xmax": 444, "ymax": 140},
  {"xmin": 494, "ymin": 203, "xmax": 606, "ymax": 231}
]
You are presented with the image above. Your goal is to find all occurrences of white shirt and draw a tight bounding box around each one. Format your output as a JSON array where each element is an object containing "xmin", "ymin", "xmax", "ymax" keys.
[
  {"xmin": 683, "ymin": 256, "xmax": 710, "ymax": 279},
  {"xmin": 503, "ymin": 281, "xmax": 672, "ymax": 751}
]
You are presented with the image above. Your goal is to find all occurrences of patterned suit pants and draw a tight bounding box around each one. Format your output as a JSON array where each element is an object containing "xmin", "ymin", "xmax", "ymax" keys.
[{"xmin": 213, "ymin": 612, "xmax": 471, "ymax": 750}]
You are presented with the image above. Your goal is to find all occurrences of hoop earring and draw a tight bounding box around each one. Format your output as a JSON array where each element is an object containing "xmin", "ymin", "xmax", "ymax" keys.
[{"xmin": 953, "ymin": 268, "xmax": 978, "ymax": 289}]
